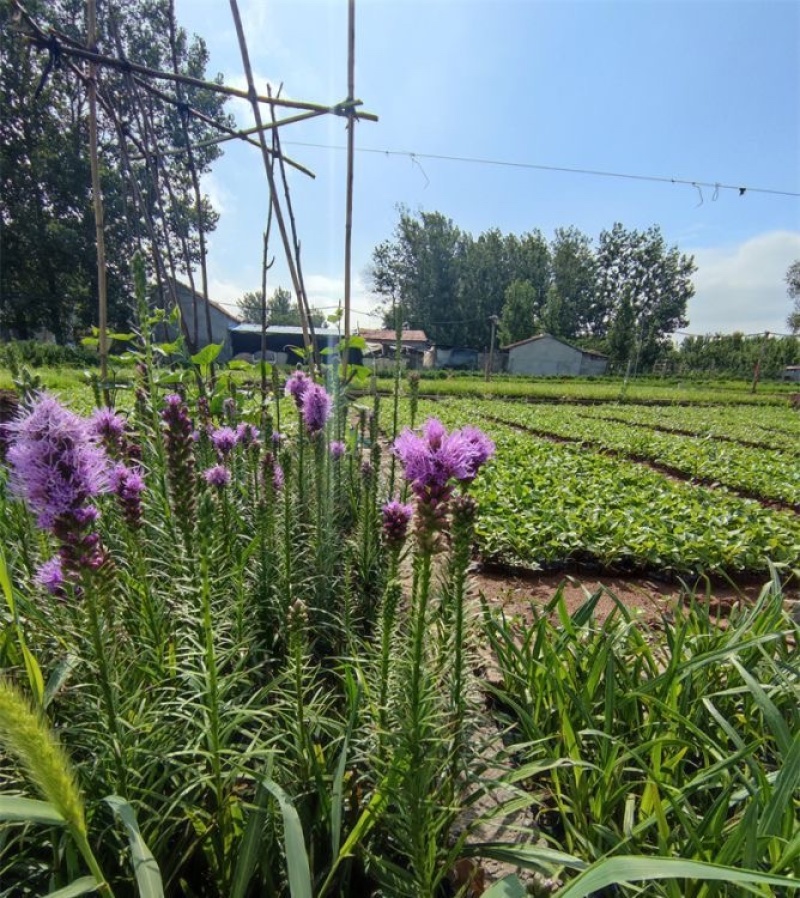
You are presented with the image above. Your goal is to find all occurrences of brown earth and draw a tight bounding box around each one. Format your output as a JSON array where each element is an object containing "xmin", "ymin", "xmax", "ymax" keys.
[{"xmin": 469, "ymin": 566, "xmax": 778, "ymax": 627}]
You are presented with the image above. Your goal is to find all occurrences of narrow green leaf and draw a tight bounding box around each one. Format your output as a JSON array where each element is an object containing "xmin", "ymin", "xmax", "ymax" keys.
[
  {"xmin": 45, "ymin": 876, "xmax": 99, "ymax": 897},
  {"xmin": 262, "ymin": 780, "xmax": 312, "ymax": 898},
  {"xmin": 44, "ymin": 655, "xmax": 79, "ymax": 710},
  {"xmin": 759, "ymin": 732, "xmax": 800, "ymax": 837},
  {"xmin": 0, "ymin": 547, "xmax": 14, "ymax": 616},
  {"xmin": 730, "ymin": 658, "xmax": 792, "ymax": 757},
  {"xmin": 555, "ymin": 856, "xmax": 800, "ymax": 898},
  {"xmin": 20, "ymin": 643, "xmax": 44, "ymax": 708},
  {"xmin": 231, "ymin": 769, "xmax": 273, "ymax": 898},
  {"xmin": 467, "ymin": 842, "xmax": 586, "ymax": 873},
  {"xmin": 104, "ymin": 796, "xmax": 164, "ymax": 898},
  {"xmin": 0, "ymin": 796, "xmax": 66, "ymax": 826}
]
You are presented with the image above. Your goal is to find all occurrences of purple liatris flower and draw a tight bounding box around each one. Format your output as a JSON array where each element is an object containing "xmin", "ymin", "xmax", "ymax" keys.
[
  {"xmin": 301, "ymin": 383, "xmax": 332, "ymax": 435},
  {"xmin": 329, "ymin": 440, "xmax": 346, "ymax": 459},
  {"xmin": 393, "ymin": 417, "xmax": 493, "ymax": 552},
  {"xmin": 89, "ymin": 406, "xmax": 127, "ymax": 449},
  {"xmin": 458, "ymin": 426, "xmax": 496, "ymax": 483},
  {"xmin": 203, "ymin": 464, "xmax": 231, "ymax": 489},
  {"xmin": 109, "ymin": 463, "xmax": 145, "ymax": 528},
  {"xmin": 381, "ymin": 500, "xmax": 414, "ymax": 548},
  {"xmin": 285, "ymin": 371, "xmax": 311, "ymax": 407},
  {"xmin": 161, "ymin": 394, "xmax": 196, "ymax": 529},
  {"xmin": 211, "ymin": 426, "xmax": 237, "ymax": 457},
  {"xmin": 34, "ymin": 556, "xmax": 65, "ymax": 596},
  {"xmin": 261, "ymin": 452, "xmax": 284, "ymax": 493},
  {"xmin": 6, "ymin": 393, "xmax": 109, "ymax": 530},
  {"xmin": 393, "ymin": 417, "xmax": 470, "ymax": 497},
  {"xmin": 236, "ymin": 422, "xmax": 260, "ymax": 447}
]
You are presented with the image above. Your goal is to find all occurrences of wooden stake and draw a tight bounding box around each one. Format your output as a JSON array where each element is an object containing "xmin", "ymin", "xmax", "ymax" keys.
[
  {"xmin": 342, "ymin": 0, "xmax": 356, "ymax": 379},
  {"xmin": 86, "ymin": 0, "xmax": 109, "ymax": 404},
  {"xmin": 228, "ymin": 0, "xmax": 313, "ymax": 361}
]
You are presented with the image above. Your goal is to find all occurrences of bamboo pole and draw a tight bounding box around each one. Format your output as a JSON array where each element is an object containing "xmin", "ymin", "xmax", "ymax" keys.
[
  {"xmin": 86, "ymin": 0, "xmax": 109, "ymax": 404},
  {"xmin": 14, "ymin": 9, "xmax": 377, "ymax": 120},
  {"xmin": 267, "ymin": 84, "xmax": 319, "ymax": 368},
  {"xmin": 228, "ymin": 0, "xmax": 313, "ymax": 361},
  {"xmin": 341, "ymin": 0, "xmax": 356, "ymax": 379},
  {"xmin": 129, "ymin": 76, "xmax": 321, "ymax": 175}
]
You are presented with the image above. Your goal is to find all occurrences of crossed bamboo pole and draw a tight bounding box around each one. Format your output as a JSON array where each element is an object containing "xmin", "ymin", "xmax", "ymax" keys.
[{"xmin": 10, "ymin": 0, "xmax": 375, "ymax": 378}]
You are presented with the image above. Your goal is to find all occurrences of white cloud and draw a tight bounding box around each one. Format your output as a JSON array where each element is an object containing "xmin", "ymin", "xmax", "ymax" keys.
[
  {"xmin": 686, "ymin": 231, "xmax": 800, "ymax": 335},
  {"xmin": 208, "ymin": 277, "xmax": 248, "ymax": 315},
  {"xmin": 303, "ymin": 273, "xmax": 383, "ymax": 326},
  {"xmin": 200, "ymin": 171, "xmax": 231, "ymax": 216}
]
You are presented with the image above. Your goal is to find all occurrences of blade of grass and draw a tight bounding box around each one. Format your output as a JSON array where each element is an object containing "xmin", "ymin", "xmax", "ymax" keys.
[
  {"xmin": 0, "ymin": 795, "xmax": 65, "ymax": 826},
  {"xmin": 554, "ymin": 856, "xmax": 800, "ymax": 898},
  {"xmin": 262, "ymin": 779, "xmax": 312, "ymax": 898},
  {"xmin": 104, "ymin": 796, "xmax": 164, "ymax": 898}
]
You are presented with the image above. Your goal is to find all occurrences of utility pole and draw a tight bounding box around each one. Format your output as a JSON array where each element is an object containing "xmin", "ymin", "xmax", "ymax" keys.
[{"xmin": 486, "ymin": 314, "xmax": 499, "ymax": 382}]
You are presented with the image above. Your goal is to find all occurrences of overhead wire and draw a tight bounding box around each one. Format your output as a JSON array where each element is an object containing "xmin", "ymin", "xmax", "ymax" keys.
[{"xmin": 282, "ymin": 141, "xmax": 800, "ymax": 199}]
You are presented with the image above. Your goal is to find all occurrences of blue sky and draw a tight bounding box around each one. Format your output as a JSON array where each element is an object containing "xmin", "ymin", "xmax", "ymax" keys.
[{"xmin": 174, "ymin": 0, "xmax": 800, "ymax": 335}]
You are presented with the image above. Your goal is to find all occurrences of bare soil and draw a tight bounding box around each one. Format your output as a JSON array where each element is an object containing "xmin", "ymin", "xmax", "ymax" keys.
[{"xmin": 469, "ymin": 566, "xmax": 776, "ymax": 627}]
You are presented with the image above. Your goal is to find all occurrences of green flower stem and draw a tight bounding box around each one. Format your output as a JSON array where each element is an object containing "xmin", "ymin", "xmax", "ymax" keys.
[{"xmin": 83, "ymin": 576, "xmax": 126, "ymax": 794}]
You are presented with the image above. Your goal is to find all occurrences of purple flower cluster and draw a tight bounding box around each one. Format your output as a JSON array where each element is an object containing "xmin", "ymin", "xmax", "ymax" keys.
[
  {"xmin": 236, "ymin": 422, "xmax": 260, "ymax": 447},
  {"xmin": 301, "ymin": 384, "xmax": 332, "ymax": 436},
  {"xmin": 392, "ymin": 417, "xmax": 494, "ymax": 550},
  {"xmin": 329, "ymin": 440, "xmax": 346, "ymax": 460},
  {"xmin": 210, "ymin": 426, "xmax": 237, "ymax": 457},
  {"xmin": 89, "ymin": 407, "xmax": 128, "ymax": 456},
  {"xmin": 5, "ymin": 393, "xmax": 110, "ymax": 578},
  {"xmin": 35, "ymin": 555, "xmax": 65, "ymax": 596},
  {"xmin": 393, "ymin": 418, "xmax": 494, "ymax": 498},
  {"xmin": 261, "ymin": 451, "xmax": 284, "ymax": 493},
  {"xmin": 285, "ymin": 371, "xmax": 311, "ymax": 407},
  {"xmin": 6, "ymin": 394, "xmax": 109, "ymax": 531},
  {"xmin": 381, "ymin": 500, "xmax": 414, "ymax": 548},
  {"xmin": 203, "ymin": 464, "xmax": 231, "ymax": 489},
  {"xmin": 109, "ymin": 463, "xmax": 145, "ymax": 528},
  {"xmin": 161, "ymin": 394, "xmax": 196, "ymax": 527}
]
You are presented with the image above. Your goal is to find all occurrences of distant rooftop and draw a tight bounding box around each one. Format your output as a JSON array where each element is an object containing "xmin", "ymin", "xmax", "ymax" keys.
[
  {"xmin": 358, "ymin": 328, "xmax": 428, "ymax": 343},
  {"xmin": 229, "ymin": 324, "xmax": 334, "ymax": 336}
]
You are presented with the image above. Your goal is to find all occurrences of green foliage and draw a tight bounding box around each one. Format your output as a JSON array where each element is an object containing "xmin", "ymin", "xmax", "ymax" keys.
[
  {"xmin": 368, "ymin": 212, "xmax": 694, "ymax": 367},
  {"xmin": 484, "ymin": 579, "xmax": 800, "ymax": 895},
  {"xmin": 237, "ymin": 286, "xmax": 326, "ymax": 328},
  {"xmin": 0, "ymin": 0, "xmax": 231, "ymax": 341},
  {"xmin": 498, "ymin": 280, "xmax": 538, "ymax": 347},
  {"xmin": 677, "ymin": 332, "xmax": 800, "ymax": 377},
  {"xmin": 408, "ymin": 398, "xmax": 800, "ymax": 575}
]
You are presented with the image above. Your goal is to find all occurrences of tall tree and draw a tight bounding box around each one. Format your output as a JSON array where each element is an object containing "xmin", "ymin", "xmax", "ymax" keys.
[
  {"xmin": 368, "ymin": 208, "xmax": 466, "ymax": 345},
  {"xmin": 237, "ymin": 286, "xmax": 324, "ymax": 328},
  {"xmin": 547, "ymin": 226, "xmax": 596, "ymax": 338},
  {"xmin": 458, "ymin": 228, "xmax": 514, "ymax": 348},
  {"xmin": 498, "ymin": 280, "xmax": 537, "ymax": 346},
  {"xmin": 786, "ymin": 259, "xmax": 800, "ymax": 334},
  {"xmin": 0, "ymin": 0, "xmax": 231, "ymax": 342},
  {"xmin": 595, "ymin": 223, "xmax": 694, "ymax": 367}
]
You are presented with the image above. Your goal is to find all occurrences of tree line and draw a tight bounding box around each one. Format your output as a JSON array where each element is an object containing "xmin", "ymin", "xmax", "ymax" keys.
[
  {"xmin": 367, "ymin": 209, "xmax": 697, "ymax": 370},
  {"xmin": 0, "ymin": 0, "xmax": 230, "ymax": 348}
]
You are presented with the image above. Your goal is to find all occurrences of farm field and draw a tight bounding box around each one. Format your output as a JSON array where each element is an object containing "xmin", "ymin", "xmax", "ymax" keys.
[
  {"xmin": 1, "ymin": 366, "xmax": 798, "ymax": 898},
  {"xmin": 398, "ymin": 396, "xmax": 800, "ymax": 579}
]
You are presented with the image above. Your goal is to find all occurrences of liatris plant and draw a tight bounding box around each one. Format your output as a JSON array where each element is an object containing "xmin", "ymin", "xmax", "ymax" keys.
[
  {"xmin": 301, "ymin": 382, "xmax": 332, "ymax": 437},
  {"xmin": 285, "ymin": 370, "xmax": 311, "ymax": 408},
  {"xmin": 393, "ymin": 417, "xmax": 492, "ymax": 554},
  {"xmin": 161, "ymin": 393, "xmax": 197, "ymax": 543},
  {"xmin": 109, "ymin": 464, "xmax": 145, "ymax": 530},
  {"xmin": 5, "ymin": 393, "xmax": 110, "ymax": 582}
]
